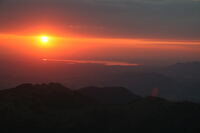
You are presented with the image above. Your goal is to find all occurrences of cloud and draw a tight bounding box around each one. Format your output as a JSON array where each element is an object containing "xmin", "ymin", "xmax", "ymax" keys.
[{"xmin": 42, "ymin": 59, "xmax": 140, "ymax": 66}]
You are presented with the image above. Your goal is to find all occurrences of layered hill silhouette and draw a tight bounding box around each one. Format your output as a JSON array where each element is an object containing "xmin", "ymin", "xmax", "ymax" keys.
[
  {"xmin": 161, "ymin": 61, "xmax": 200, "ymax": 81},
  {"xmin": 0, "ymin": 83, "xmax": 95, "ymax": 108},
  {"xmin": 0, "ymin": 83, "xmax": 200, "ymax": 132},
  {"xmin": 1, "ymin": 61, "xmax": 200, "ymax": 102},
  {"xmin": 159, "ymin": 61, "xmax": 200, "ymax": 102}
]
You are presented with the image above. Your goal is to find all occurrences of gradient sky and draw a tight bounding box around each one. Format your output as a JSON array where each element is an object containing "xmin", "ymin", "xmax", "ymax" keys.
[
  {"xmin": 0, "ymin": 0, "xmax": 200, "ymax": 39},
  {"xmin": 0, "ymin": 0, "xmax": 200, "ymax": 89},
  {"xmin": 0, "ymin": 0, "xmax": 200, "ymax": 65}
]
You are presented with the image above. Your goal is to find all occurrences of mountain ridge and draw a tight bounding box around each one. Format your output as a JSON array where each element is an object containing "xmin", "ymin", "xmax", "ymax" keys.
[{"xmin": 0, "ymin": 83, "xmax": 200, "ymax": 132}]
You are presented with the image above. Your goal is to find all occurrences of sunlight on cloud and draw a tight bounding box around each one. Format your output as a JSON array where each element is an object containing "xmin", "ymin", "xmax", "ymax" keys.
[{"xmin": 42, "ymin": 58, "xmax": 140, "ymax": 66}]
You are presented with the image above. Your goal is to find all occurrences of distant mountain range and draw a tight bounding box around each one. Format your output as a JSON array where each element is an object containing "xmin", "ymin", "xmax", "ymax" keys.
[
  {"xmin": 0, "ymin": 61, "xmax": 200, "ymax": 102},
  {"xmin": 0, "ymin": 83, "xmax": 140, "ymax": 105},
  {"xmin": 161, "ymin": 61, "xmax": 200, "ymax": 81},
  {"xmin": 159, "ymin": 61, "xmax": 200, "ymax": 102},
  {"xmin": 0, "ymin": 83, "xmax": 199, "ymax": 132}
]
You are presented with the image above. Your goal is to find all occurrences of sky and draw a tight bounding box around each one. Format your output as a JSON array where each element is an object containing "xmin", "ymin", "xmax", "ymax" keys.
[
  {"xmin": 0, "ymin": 0, "xmax": 200, "ymax": 66},
  {"xmin": 0, "ymin": 0, "xmax": 200, "ymax": 89},
  {"xmin": 0, "ymin": 0, "xmax": 200, "ymax": 39}
]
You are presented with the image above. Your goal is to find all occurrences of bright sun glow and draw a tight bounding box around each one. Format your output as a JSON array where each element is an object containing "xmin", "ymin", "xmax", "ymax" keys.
[{"xmin": 41, "ymin": 36, "xmax": 49, "ymax": 43}]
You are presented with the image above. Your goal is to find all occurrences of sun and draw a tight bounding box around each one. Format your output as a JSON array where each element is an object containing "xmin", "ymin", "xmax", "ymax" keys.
[{"xmin": 40, "ymin": 36, "xmax": 49, "ymax": 43}]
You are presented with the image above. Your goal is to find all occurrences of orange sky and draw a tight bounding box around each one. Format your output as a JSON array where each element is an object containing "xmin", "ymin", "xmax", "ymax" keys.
[
  {"xmin": 1, "ymin": 33, "xmax": 200, "ymax": 46},
  {"xmin": 1, "ymin": 33, "xmax": 200, "ymax": 65}
]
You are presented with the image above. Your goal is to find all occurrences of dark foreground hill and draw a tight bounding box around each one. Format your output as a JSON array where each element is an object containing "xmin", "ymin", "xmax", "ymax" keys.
[
  {"xmin": 78, "ymin": 86, "xmax": 141, "ymax": 104},
  {"xmin": 0, "ymin": 83, "xmax": 200, "ymax": 132}
]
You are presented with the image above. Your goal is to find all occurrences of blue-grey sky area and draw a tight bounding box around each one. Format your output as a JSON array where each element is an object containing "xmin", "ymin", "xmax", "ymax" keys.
[{"xmin": 0, "ymin": 0, "xmax": 200, "ymax": 39}]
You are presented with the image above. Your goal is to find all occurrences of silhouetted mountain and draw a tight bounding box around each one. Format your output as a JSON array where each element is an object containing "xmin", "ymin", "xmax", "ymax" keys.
[
  {"xmin": 0, "ymin": 83, "xmax": 94, "ymax": 108},
  {"xmin": 1, "ymin": 60, "xmax": 200, "ymax": 102},
  {"xmin": 161, "ymin": 61, "xmax": 200, "ymax": 81},
  {"xmin": 159, "ymin": 62, "xmax": 200, "ymax": 102},
  {"xmin": 0, "ymin": 83, "xmax": 200, "ymax": 132},
  {"xmin": 78, "ymin": 86, "xmax": 141, "ymax": 104}
]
